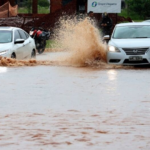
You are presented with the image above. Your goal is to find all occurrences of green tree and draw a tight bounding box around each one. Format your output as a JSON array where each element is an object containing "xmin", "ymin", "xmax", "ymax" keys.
[
  {"xmin": 38, "ymin": 0, "xmax": 50, "ymax": 7},
  {"xmin": 125, "ymin": 0, "xmax": 150, "ymax": 19},
  {"xmin": 25, "ymin": 0, "xmax": 32, "ymax": 13}
]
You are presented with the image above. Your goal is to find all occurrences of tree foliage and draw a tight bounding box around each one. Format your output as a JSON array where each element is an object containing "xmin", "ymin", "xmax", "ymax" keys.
[
  {"xmin": 38, "ymin": 0, "xmax": 50, "ymax": 7},
  {"xmin": 25, "ymin": 0, "xmax": 32, "ymax": 13},
  {"xmin": 125, "ymin": 0, "xmax": 150, "ymax": 19}
]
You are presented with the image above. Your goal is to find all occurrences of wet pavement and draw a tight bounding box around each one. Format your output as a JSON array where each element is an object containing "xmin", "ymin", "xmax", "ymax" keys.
[{"xmin": 0, "ymin": 52, "xmax": 150, "ymax": 150}]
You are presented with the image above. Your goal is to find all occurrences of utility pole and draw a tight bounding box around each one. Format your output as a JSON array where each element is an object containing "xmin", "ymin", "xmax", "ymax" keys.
[{"xmin": 32, "ymin": 0, "xmax": 38, "ymax": 14}]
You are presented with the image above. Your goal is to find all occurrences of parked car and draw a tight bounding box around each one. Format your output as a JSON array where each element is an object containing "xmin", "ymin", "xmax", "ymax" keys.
[
  {"xmin": 103, "ymin": 22, "xmax": 150, "ymax": 65},
  {"xmin": 0, "ymin": 26, "xmax": 36, "ymax": 59}
]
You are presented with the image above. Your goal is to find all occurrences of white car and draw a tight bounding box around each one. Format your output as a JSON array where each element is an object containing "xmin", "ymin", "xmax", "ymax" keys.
[
  {"xmin": 0, "ymin": 26, "xmax": 36, "ymax": 59},
  {"xmin": 105, "ymin": 22, "xmax": 150, "ymax": 65}
]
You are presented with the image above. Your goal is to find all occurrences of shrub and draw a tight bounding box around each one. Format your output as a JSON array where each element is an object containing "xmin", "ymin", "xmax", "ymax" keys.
[{"xmin": 38, "ymin": 0, "xmax": 50, "ymax": 7}]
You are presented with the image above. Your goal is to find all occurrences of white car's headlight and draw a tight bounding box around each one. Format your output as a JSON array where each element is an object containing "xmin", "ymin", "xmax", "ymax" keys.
[
  {"xmin": 0, "ymin": 50, "xmax": 9, "ymax": 55},
  {"xmin": 108, "ymin": 46, "xmax": 120, "ymax": 52}
]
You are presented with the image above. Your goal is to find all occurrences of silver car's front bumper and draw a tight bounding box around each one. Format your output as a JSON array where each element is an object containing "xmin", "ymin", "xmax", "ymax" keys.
[{"xmin": 107, "ymin": 48, "xmax": 150, "ymax": 65}]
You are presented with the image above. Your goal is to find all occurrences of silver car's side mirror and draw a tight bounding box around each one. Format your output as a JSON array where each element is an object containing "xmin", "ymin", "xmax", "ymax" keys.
[
  {"xmin": 102, "ymin": 35, "xmax": 110, "ymax": 44},
  {"xmin": 14, "ymin": 39, "xmax": 25, "ymax": 44}
]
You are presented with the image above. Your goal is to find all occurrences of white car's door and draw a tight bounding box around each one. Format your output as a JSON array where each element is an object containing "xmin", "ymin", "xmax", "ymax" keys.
[
  {"xmin": 18, "ymin": 30, "xmax": 32, "ymax": 59},
  {"xmin": 13, "ymin": 30, "xmax": 25, "ymax": 59}
]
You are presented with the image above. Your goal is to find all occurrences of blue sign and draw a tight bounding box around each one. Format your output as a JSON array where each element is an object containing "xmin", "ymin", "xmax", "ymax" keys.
[{"xmin": 92, "ymin": 2, "xmax": 97, "ymax": 7}]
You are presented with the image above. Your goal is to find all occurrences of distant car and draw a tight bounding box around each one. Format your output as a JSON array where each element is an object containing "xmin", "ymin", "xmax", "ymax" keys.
[
  {"xmin": 104, "ymin": 22, "xmax": 150, "ymax": 65},
  {"xmin": 0, "ymin": 27, "xmax": 36, "ymax": 59}
]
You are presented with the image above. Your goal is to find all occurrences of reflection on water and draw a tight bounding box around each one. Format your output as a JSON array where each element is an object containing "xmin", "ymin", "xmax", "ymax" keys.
[
  {"xmin": 0, "ymin": 67, "xmax": 7, "ymax": 73},
  {"xmin": 106, "ymin": 70, "xmax": 118, "ymax": 93},
  {"xmin": 107, "ymin": 69, "xmax": 117, "ymax": 81}
]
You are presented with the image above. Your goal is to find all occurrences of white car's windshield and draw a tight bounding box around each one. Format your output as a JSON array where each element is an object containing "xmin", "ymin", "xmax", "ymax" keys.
[
  {"xmin": 0, "ymin": 30, "xmax": 12, "ymax": 43},
  {"xmin": 113, "ymin": 25, "xmax": 150, "ymax": 39}
]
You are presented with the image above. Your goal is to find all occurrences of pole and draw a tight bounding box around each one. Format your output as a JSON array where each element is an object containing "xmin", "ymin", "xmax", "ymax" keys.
[
  {"xmin": 32, "ymin": 0, "xmax": 38, "ymax": 14},
  {"xmin": 116, "ymin": 13, "xmax": 118, "ymax": 24}
]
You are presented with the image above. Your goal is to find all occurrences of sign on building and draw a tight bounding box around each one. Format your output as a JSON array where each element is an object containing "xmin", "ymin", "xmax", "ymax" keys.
[{"xmin": 88, "ymin": 0, "xmax": 121, "ymax": 13}]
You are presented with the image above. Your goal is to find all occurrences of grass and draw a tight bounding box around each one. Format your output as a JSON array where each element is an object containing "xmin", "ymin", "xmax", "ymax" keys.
[
  {"xmin": 46, "ymin": 40, "xmax": 61, "ymax": 49},
  {"xmin": 18, "ymin": 6, "xmax": 50, "ymax": 14},
  {"xmin": 38, "ymin": 6, "xmax": 50, "ymax": 14},
  {"xmin": 133, "ymin": 20, "xmax": 144, "ymax": 22},
  {"xmin": 46, "ymin": 40, "xmax": 54, "ymax": 48},
  {"xmin": 18, "ymin": 7, "xmax": 29, "ymax": 13}
]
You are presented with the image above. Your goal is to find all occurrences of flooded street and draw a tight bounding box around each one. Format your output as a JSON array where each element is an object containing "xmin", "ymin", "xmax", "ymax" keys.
[{"xmin": 0, "ymin": 52, "xmax": 150, "ymax": 150}]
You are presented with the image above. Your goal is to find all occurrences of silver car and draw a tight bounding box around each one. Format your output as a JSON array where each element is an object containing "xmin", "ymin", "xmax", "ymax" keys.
[
  {"xmin": 105, "ymin": 22, "xmax": 150, "ymax": 65},
  {"xmin": 0, "ymin": 27, "xmax": 36, "ymax": 59}
]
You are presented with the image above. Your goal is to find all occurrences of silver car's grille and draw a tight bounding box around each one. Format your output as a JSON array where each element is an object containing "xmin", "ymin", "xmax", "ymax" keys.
[{"xmin": 122, "ymin": 48, "xmax": 149, "ymax": 55}]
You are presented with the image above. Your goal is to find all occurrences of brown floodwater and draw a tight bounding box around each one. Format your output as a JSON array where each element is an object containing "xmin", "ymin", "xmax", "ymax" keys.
[
  {"xmin": 0, "ymin": 52, "xmax": 150, "ymax": 150},
  {"xmin": 0, "ymin": 16, "xmax": 150, "ymax": 150}
]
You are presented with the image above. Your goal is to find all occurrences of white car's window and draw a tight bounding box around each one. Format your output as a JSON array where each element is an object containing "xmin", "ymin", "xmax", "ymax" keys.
[
  {"xmin": 24, "ymin": 32, "xmax": 29, "ymax": 39},
  {"xmin": 113, "ymin": 25, "xmax": 150, "ymax": 39},
  {"xmin": 14, "ymin": 30, "xmax": 21, "ymax": 41},
  {"xmin": 18, "ymin": 30, "xmax": 27, "ymax": 40},
  {"xmin": 0, "ymin": 30, "xmax": 12, "ymax": 43}
]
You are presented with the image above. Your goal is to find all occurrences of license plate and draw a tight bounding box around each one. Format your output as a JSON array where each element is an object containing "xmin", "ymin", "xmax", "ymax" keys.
[{"xmin": 129, "ymin": 56, "xmax": 143, "ymax": 61}]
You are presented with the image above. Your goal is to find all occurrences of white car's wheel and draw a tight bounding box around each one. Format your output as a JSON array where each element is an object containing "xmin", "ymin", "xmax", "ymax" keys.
[{"xmin": 31, "ymin": 50, "xmax": 36, "ymax": 58}]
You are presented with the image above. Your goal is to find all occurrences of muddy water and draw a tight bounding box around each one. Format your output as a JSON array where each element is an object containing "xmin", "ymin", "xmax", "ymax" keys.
[
  {"xmin": 0, "ymin": 17, "xmax": 150, "ymax": 149},
  {"xmin": 53, "ymin": 17, "xmax": 107, "ymax": 66},
  {"xmin": 0, "ymin": 65, "xmax": 150, "ymax": 150}
]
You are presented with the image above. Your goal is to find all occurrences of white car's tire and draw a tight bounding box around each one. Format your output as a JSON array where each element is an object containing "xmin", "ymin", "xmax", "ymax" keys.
[{"xmin": 31, "ymin": 50, "xmax": 36, "ymax": 59}]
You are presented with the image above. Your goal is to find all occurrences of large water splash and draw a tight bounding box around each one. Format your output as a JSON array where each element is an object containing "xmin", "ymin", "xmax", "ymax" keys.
[{"xmin": 53, "ymin": 15, "xmax": 107, "ymax": 66}]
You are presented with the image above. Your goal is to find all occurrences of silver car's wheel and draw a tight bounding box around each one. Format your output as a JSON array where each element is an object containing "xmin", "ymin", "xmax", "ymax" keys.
[{"xmin": 11, "ymin": 53, "xmax": 16, "ymax": 59}]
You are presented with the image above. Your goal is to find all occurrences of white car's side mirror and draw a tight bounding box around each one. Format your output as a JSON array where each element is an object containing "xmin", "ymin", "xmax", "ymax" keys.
[
  {"xmin": 14, "ymin": 39, "xmax": 25, "ymax": 44},
  {"xmin": 103, "ymin": 35, "xmax": 110, "ymax": 40}
]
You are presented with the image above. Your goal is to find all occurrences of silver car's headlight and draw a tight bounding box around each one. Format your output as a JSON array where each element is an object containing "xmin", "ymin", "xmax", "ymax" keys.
[
  {"xmin": 108, "ymin": 46, "xmax": 120, "ymax": 52},
  {"xmin": 0, "ymin": 50, "xmax": 9, "ymax": 55}
]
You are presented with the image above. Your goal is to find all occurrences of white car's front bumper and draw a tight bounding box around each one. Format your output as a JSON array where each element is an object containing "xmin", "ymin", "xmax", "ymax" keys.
[
  {"xmin": 0, "ymin": 51, "xmax": 11, "ymax": 58},
  {"xmin": 107, "ymin": 48, "xmax": 150, "ymax": 65}
]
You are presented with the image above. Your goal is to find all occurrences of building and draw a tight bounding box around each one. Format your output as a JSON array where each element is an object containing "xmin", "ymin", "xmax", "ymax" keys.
[{"xmin": 0, "ymin": 0, "xmax": 15, "ymax": 6}]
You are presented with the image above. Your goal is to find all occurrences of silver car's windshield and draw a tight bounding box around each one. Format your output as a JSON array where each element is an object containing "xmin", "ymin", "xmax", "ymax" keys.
[
  {"xmin": 0, "ymin": 30, "xmax": 12, "ymax": 43},
  {"xmin": 113, "ymin": 25, "xmax": 150, "ymax": 39}
]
